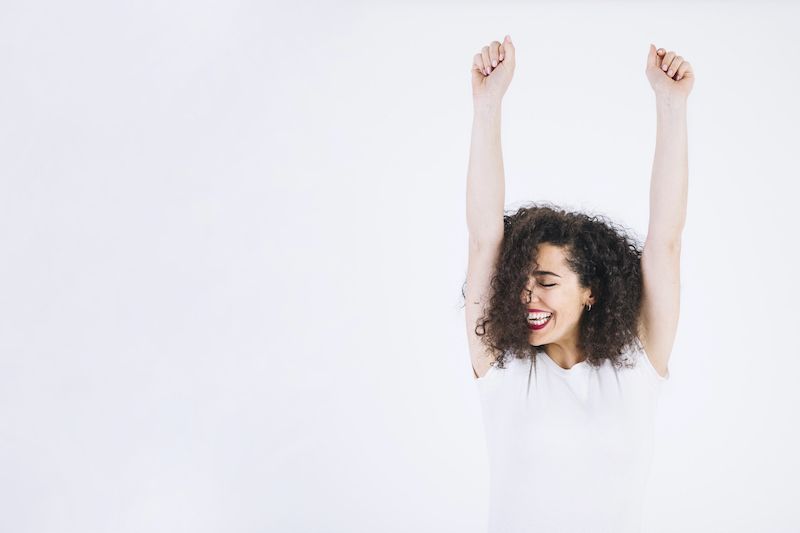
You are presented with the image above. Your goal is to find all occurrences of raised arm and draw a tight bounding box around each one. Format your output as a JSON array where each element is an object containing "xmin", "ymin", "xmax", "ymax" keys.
[
  {"xmin": 467, "ymin": 35, "xmax": 516, "ymax": 245},
  {"xmin": 467, "ymin": 101, "xmax": 505, "ymax": 244},
  {"xmin": 646, "ymin": 45, "xmax": 691, "ymax": 245},
  {"xmin": 638, "ymin": 44, "xmax": 695, "ymax": 377},
  {"xmin": 465, "ymin": 36, "xmax": 515, "ymax": 379}
]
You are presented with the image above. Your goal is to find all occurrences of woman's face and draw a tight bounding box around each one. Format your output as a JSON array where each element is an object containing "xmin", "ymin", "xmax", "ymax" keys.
[{"xmin": 519, "ymin": 243, "xmax": 595, "ymax": 346}]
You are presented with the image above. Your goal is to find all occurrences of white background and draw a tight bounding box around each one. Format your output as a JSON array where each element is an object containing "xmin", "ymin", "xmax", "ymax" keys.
[{"xmin": 2, "ymin": 1, "xmax": 799, "ymax": 532}]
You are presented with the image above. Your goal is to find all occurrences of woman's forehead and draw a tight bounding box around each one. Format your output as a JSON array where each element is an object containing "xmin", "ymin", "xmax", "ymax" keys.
[{"xmin": 532, "ymin": 244, "xmax": 568, "ymax": 271}]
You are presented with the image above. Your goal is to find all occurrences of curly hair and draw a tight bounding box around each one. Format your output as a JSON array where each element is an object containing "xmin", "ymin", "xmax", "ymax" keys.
[{"xmin": 462, "ymin": 201, "xmax": 646, "ymax": 384}]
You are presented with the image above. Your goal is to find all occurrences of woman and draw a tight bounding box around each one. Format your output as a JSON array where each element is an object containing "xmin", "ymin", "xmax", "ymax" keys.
[{"xmin": 463, "ymin": 35, "xmax": 692, "ymax": 532}]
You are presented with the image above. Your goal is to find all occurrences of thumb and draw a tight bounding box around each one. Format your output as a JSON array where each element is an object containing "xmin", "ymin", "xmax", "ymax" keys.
[
  {"xmin": 647, "ymin": 43, "xmax": 656, "ymax": 68},
  {"xmin": 502, "ymin": 34, "xmax": 515, "ymax": 64}
]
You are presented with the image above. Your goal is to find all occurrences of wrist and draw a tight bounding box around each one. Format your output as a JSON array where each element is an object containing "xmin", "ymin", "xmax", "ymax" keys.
[
  {"xmin": 473, "ymin": 98, "xmax": 502, "ymax": 115},
  {"xmin": 655, "ymin": 93, "xmax": 688, "ymax": 110}
]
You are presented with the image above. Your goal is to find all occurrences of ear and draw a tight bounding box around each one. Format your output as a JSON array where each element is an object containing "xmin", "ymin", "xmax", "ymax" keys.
[{"xmin": 583, "ymin": 287, "xmax": 596, "ymax": 306}]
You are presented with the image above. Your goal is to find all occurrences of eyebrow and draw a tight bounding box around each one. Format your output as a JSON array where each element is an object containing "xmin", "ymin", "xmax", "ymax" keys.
[{"xmin": 533, "ymin": 270, "xmax": 561, "ymax": 278}]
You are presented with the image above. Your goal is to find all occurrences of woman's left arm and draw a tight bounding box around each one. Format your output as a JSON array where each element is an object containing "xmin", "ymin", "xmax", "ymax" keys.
[
  {"xmin": 639, "ymin": 45, "xmax": 694, "ymax": 377},
  {"xmin": 648, "ymin": 98, "xmax": 688, "ymax": 244}
]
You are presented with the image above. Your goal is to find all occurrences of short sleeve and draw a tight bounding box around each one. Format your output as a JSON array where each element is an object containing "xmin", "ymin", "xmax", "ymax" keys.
[
  {"xmin": 473, "ymin": 359, "xmax": 499, "ymax": 382},
  {"xmin": 638, "ymin": 348, "xmax": 670, "ymax": 383}
]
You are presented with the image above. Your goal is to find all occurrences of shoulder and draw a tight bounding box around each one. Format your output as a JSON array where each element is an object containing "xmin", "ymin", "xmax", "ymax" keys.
[
  {"xmin": 475, "ymin": 352, "xmax": 528, "ymax": 383},
  {"xmin": 628, "ymin": 346, "xmax": 670, "ymax": 383}
]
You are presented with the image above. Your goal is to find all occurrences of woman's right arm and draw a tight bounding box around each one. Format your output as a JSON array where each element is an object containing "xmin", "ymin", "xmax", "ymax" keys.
[
  {"xmin": 467, "ymin": 102, "xmax": 505, "ymax": 245},
  {"xmin": 466, "ymin": 35, "xmax": 515, "ymax": 245},
  {"xmin": 465, "ymin": 36, "xmax": 515, "ymax": 379}
]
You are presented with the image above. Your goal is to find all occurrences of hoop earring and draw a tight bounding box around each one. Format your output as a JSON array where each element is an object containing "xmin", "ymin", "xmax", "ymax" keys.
[{"xmin": 586, "ymin": 303, "xmax": 592, "ymax": 311}]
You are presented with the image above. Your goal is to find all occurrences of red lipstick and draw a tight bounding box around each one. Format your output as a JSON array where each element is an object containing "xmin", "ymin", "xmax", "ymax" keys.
[{"xmin": 527, "ymin": 309, "xmax": 553, "ymax": 331}]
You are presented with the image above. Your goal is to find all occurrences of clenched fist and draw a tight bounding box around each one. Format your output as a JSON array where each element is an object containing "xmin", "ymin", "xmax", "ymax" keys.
[
  {"xmin": 471, "ymin": 35, "xmax": 516, "ymax": 105},
  {"xmin": 646, "ymin": 44, "xmax": 694, "ymax": 100}
]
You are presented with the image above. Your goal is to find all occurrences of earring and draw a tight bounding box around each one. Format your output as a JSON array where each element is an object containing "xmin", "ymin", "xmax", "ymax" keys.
[{"xmin": 586, "ymin": 303, "xmax": 592, "ymax": 311}]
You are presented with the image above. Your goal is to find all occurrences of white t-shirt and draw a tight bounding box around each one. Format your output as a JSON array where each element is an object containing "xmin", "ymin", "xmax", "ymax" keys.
[{"xmin": 475, "ymin": 347, "xmax": 669, "ymax": 533}]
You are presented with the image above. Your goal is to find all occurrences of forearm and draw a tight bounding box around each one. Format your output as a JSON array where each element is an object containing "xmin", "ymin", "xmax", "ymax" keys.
[
  {"xmin": 467, "ymin": 100, "xmax": 505, "ymax": 245},
  {"xmin": 648, "ymin": 96, "xmax": 688, "ymax": 245}
]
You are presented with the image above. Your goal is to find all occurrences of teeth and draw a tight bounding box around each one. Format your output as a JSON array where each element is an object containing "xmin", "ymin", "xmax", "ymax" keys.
[{"xmin": 528, "ymin": 313, "xmax": 552, "ymax": 325}]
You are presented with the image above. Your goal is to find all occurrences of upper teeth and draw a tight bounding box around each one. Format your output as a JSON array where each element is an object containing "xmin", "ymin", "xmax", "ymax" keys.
[{"xmin": 528, "ymin": 312, "xmax": 552, "ymax": 320}]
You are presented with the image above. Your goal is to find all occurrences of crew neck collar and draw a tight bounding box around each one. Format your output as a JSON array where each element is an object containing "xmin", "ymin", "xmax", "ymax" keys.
[{"xmin": 540, "ymin": 351, "xmax": 589, "ymax": 375}]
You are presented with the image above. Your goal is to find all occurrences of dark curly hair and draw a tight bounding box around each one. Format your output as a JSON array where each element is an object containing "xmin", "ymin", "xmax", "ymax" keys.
[{"xmin": 461, "ymin": 201, "xmax": 646, "ymax": 388}]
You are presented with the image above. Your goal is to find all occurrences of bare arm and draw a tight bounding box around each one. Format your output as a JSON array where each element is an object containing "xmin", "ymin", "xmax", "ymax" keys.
[
  {"xmin": 647, "ymin": 97, "xmax": 688, "ymax": 245},
  {"xmin": 466, "ymin": 36, "xmax": 515, "ymax": 378},
  {"xmin": 640, "ymin": 45, "xmax": 695, "ymax": 377},
  {"xmin": 467, "ymin": 102, "xmax": 505, "ymax": 244},
  {"xmin": 467, "ymin": 36, "xmax": 515, "ymax": 245}
]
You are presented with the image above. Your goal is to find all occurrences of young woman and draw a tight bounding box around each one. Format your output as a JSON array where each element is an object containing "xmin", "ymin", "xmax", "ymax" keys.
[{"xmin": 463, "ymin": 35, "xmax": 692, "ymax": 532}]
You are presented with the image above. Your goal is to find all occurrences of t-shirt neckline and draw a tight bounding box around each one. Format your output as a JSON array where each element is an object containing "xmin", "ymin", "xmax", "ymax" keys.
[{"xmin": 540, "ymin": 351, "xmax": 589, "ymax": 375}]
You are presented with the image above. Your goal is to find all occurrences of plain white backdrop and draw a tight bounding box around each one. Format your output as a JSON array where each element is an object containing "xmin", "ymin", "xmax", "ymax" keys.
[{"xmin": 1, "ymin": 1, "xmax": 799, "ymax": 532}]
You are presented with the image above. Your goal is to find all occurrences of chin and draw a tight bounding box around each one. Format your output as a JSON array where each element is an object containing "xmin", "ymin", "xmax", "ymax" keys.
[{"xmin": 528, "ymin": 335, "xmax": 547, "ymax": 346}]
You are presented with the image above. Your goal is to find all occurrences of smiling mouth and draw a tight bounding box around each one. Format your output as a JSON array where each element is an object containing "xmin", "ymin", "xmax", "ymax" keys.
[{"xmin": 528, "ymin": 314, "xmax": 553, "ymax": 330}]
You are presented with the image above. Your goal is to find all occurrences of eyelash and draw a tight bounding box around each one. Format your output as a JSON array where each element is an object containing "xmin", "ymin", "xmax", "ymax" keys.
[{"xmin": 540, "ymin": 283, "xmax": 556, "ymax": 287}]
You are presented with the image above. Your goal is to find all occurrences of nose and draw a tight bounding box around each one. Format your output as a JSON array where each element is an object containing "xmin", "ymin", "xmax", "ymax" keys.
[{"xmin": 524, "ymin": 287, "xmax": 538, "ymax": 303}]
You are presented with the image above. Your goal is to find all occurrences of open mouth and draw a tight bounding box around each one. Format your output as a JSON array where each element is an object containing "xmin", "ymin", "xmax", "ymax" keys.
[{"xmin": 528, "ymin": 313, "xmax": 552, "ymax": 331}]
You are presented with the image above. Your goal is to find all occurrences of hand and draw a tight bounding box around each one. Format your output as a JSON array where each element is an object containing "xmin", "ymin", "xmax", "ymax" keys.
[
  {"xmin": 471, "ymin": 35, "xmax": 516, "ymax": 105},
  {"xmin": 646, "ymin": 44, "xmax": 694, "ymax": 101}
]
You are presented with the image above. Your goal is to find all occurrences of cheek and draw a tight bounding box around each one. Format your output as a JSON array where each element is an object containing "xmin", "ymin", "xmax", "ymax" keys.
[{"xmin": 549, "ymin": 292, "xmax": 581, "ymax": 316}]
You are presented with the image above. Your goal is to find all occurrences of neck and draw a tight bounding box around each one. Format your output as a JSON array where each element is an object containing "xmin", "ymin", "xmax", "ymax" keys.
[{"xmin": 543, "ymin": 335, "xmax": 585, "ymax": 369}]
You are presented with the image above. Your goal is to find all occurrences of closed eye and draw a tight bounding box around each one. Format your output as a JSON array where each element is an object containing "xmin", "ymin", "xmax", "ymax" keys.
[{"xmin": 541, "ymin": 283, "xmax": 556, "ymax": 287}]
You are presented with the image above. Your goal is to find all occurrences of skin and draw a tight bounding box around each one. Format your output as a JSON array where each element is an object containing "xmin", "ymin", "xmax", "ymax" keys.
[{"xmin": 518, "ymin": 243, "xmax": 595, "ymax": 370}]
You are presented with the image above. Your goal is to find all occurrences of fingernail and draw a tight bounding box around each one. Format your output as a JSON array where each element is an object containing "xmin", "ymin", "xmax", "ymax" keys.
[
  {"xmin": 662, "ymin": 65, "xmax": 668, "ymax": 71},
  {"xmin": 492, "ymin": 60, "xmax": 497, "ymax": 67}
]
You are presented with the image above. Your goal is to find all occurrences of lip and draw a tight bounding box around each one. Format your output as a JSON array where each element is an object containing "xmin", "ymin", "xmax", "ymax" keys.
[
  {"xmin": 528, "ymin": 308, "xmax": 552, "ymax": 313},
  {"xmin": 528, "ymin": 312, "xmax": 553, "ymax": 331}
]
